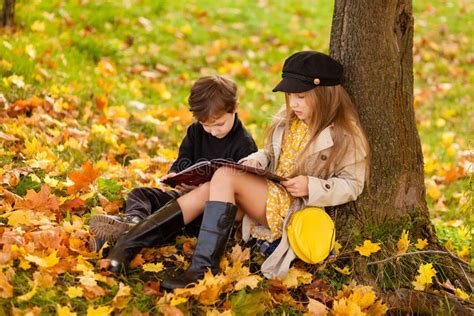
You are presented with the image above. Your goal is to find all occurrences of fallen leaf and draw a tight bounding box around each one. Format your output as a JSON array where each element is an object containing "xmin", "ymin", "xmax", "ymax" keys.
[
  {"xmin": 142, "ymin": 262, "xmax": 164, "ymax": 272},
  {"xmin": 111, "ymin": 282, "xmax": 131, "ymax": 310},
  {"xmin": 229, "ymin": 244, "xmax": 250, "ymax": 264},
  {"xmin": 415, "ymin": 238, "xmax": 428, "ymax": 250},
  {"xmin": 234, "ymin": 275, "xmax": 262, "ymax": 291},
  {"xmin": 396, "ymin": 230, "xmax": 410, "ymax": 255},
  {"xmin": 67, "ymin": 286, "xmax": 83, "ymax": 298},
  {"xmin": 334, "ymin": 266, "xmax": 352, "ymax": 275},
  {"xmin": 24, "ymin": 250, "xmax": 60, "ymax": 268},
  {"xmin": 56, "ymin": 305, "xmax": 77, "ymax": 316},
  {"xmin": 67, "ymin": 161, "xmax": 100, "ymax": 194},
  {"xmin": 307, "ymin": 298, "xmax": 328, "ymax": 316},
  {"xmin": 355, "ymin": 240, "xmax": 381, "ymax": 257},
  {"xmin": 15, "ymin": 184, "xmax": 60, "ymax": 213},
  {"xmin": 86, "ymin": 305, "xmax": 114, "ymax": 316},
  {"xmin": 412, "ymin": 263, "xmax": 437, "ymax": 291},
  {"xmin": 0, "ymin": 269, "xmax": 14, "ymax": 298},
  {"xmin": 282, "ymin": 267, "xmax": 313, "ymax": 288}
]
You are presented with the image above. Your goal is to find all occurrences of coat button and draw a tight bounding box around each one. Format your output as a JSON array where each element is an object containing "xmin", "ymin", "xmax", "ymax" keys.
[
  {"xmin": 320, "ymin": 154, "xmax": 327, "ymax": 161},
  {"xmin": 325, "ymin": 184, "xmax": 331, "ymax": 189}
]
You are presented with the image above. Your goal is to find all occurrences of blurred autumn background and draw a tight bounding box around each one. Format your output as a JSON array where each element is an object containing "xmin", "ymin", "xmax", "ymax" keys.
[{"xmin": 0, "ymin": 0, "xmax": 472, "ymax": 315}]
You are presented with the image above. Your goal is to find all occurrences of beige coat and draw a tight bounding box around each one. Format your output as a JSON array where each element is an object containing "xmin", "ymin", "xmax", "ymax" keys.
[{"xmin": 240, "ymin": 122, "xmax": 367, "ymax": 279}]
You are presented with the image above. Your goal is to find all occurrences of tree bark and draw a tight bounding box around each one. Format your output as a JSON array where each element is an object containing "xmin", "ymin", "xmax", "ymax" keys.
[
  {"xmin": 2, "ymin": 0, "xmax": 16, "ymax": 27},
  {"xmin": 329, "ymin": 0, "xmax": 473, "ymax": 313}
]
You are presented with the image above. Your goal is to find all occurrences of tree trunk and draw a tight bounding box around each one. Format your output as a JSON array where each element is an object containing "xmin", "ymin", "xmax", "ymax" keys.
[
  {"xmin": 1, "ymin": 0, "xmax": 15, "ymax": 27},
  {"xmin": 329, "ymin": 0, "xmax": 472, "ymax": 313}
]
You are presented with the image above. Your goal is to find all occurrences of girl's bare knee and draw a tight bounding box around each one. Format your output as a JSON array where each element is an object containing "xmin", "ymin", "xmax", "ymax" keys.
[{"xmin": 210, "ymin": 167, "xmax": 237, "ymax": 185}]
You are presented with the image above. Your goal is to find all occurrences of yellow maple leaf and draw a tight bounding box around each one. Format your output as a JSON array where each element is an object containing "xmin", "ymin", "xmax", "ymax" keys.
[
  {"xmin": 56, "ymin": 305, "xmax": 77, "ymax": 316},
  {"xmin": 396, "ymin": 230, "xmax": 410, "ymax": 255},
  {"xmin": 86, "ymin": 306, "xmax": 114, "ymax": 316},
  {"xmin": 111, "ymin": 282, "xmax": 131, "ymax": 310},
  {"xmin": 332, "ymin": 298, "xmax": 365, "ymax": 316},
  {"xmin": 454, "ymin": 288, "xmax": 469, "ymax": 300},
  {"xmin": 170, "ymin": 295, "xmax": 188, "ymax": 306},
  {"xmin": 349, "ymin": 285, "xmax": 376, "ymax": 310},
  {"xmin": 67, "ymin": 287, "xmax": 83, "ymax": 298},
  {"xmin": 411, "ymin": 263, "xmax": 436, "ymax": 291},
  {"xmin": 142, "ymin": 262, "xmax": 164, "ymax": 272},
  {"xmin": 18, "ymin": 257, "xmax": 31, "ymax": 270},
  {"xmin": 2, "ymin": 210, "xmax": 32, "ymax": 227},
  {"xmin": 334, "ymin": 240, "xmax": 342, "ymax": 255},
  {"xmin": 355, "ymin": 240, "xmax": 381, "ymax": 257},
  {"xmin": 415, "ymin": 238, "xmax": 428, "ymax": 250},
  {"xmin": 234, "ymin": 275, "xmax": 262, "ymax": 291},
  {"xmin": 334, "ymin": 266, "xmax": 352, "ymax": 275},
  {"xmin": 24, "ymin": 250, "xmax": 60, "ymax": 268},
  {"xmin": 282, "ymin": 267, "xmax": 313, "ymax": 288}
]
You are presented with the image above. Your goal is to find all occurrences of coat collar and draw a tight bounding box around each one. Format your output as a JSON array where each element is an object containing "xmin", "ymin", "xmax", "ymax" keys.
[{"xmin": 309, "ymin": 125, "xmax": 334, "ymax": 153}]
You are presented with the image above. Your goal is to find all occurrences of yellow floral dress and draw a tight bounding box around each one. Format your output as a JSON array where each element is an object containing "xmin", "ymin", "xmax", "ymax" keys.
[{"xmin": 251, "ymin": 119, "xmax": 310, "ymax": 242}]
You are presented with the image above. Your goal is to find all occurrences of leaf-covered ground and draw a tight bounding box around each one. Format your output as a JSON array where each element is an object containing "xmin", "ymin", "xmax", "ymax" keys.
[{"xmin": 0, "ymin": 0, "xmax": 472, "ymax": 315}]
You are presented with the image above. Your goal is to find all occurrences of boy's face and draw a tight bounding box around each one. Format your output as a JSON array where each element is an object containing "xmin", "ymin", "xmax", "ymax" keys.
[{"xmin": 201, "ymin": 112, "xmax": 236, "ymax": 139}]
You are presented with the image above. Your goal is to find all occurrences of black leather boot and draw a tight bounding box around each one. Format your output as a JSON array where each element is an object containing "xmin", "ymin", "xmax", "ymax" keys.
[
  {"xmin": 161, "ymin": 201, "xmax": 237, "ymax": 290},
  {"xmin": 107, "ymin": 199, "xmax": 184, "ymax": 274}
]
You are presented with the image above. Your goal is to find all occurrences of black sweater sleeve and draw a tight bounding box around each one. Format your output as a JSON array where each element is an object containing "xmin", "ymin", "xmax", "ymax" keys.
[
  {"xmin": 234, "ymin": 134, "xmax": 258, "ymax": 162},
  {"xmin": 169, "ymin": 125, "xmax": 195, "ymax": 173}
]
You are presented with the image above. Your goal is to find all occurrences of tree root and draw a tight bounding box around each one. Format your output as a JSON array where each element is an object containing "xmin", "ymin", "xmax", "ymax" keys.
[{"xmin": 382, "ymin": 288, "xmax": 474, "ymax": 315}]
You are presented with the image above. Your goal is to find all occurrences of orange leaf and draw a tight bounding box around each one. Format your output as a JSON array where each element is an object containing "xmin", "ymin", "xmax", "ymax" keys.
[
  {"xmin": 67, "ymin": 162, "xmax": 100, "ymax": 194},
  {"xmin": 95, "ymin": 95, "xmax": 108, "ymax": 112},
  {"xmin": 129, "ymin": 254, "xmax": 145, "ymax": 268},
  {"xmin": 60, "ymin": 198, "xmax": 86, "ymax": 213},
  {"xmin": 15, "ymin": 184, "xmax": 60, "ymax": 213}
]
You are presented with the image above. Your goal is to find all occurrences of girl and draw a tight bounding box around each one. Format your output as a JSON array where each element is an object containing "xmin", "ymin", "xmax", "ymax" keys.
[{"xmin": 106, "ymin": 51, "xmax": 369, "ymax": 290}]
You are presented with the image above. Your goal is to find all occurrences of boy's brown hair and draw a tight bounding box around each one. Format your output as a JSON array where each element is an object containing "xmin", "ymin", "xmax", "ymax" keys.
[{"xmin": 188, "ymin": 75, "xmax": 238, "ymax": 122}]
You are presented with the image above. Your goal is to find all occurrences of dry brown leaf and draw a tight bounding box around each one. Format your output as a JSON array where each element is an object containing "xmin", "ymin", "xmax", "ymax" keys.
[
  {"xmin": 229, "ymin": 244, "xmax": 250, "ymax": 264},
  {"xmin": 15, "ymin": 184, "xmax": 60, "ymax": 213},
  {"xmin": 0, "ymin": 269, "xmax": 14, "ymax": 298},
  {"xmin": 307, "ymin": 298, "xmax": 329, "ymax": 316}
]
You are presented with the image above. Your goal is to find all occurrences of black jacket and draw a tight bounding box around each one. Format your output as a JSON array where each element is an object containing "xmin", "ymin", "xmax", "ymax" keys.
[{"xmin": 169, "ymin": 114, "xmax": 258, "ymax": 173}]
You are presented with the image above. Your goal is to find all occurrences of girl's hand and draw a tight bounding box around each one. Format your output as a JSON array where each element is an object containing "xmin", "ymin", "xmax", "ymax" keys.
[
  {"xmin": 241, "ymin": 159, "xmax": 262, "ymax": 169},
  {"xmin": 175, "ymin": 183, "xmax": 197, "ymax": 193},
  {"xmin": 281, "ymin": 176, "xmax": 309, "ymax": 197}
]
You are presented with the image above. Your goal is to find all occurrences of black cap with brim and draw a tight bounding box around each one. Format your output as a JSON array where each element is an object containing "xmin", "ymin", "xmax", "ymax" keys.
[
  {"xmin": 272, "ymin": 77, "xmax": 316, "ymax": 93},
  {"xmin": 272, "ymin": 51, "xmax": 343, "ymax": 93}
]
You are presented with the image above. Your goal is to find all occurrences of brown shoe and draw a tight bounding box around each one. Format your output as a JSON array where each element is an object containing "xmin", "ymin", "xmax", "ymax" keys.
[{"xmin": 89, "ymin": 214, "xmax": 141, "ymax": 242}]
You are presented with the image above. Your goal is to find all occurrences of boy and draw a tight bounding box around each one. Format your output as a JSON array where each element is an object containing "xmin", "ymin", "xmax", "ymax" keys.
[{"xmin": 89, "ymin": 75, "xmax": 257, "ymax": 246}]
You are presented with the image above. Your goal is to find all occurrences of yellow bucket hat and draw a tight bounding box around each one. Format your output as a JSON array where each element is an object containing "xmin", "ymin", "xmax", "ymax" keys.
[{"xmin": 287, "ymin": 207, "xmax": 335, "ymax": 264}]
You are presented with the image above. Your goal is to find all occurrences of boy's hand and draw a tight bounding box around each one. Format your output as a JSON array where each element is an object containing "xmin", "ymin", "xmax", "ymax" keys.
[
  {"xmin": 281, "ymin": 176, "xmax": 309, "ymax": 197},
  {"xmin": 175, "ymin": 183, "xmax": 197, "ymax": 193},
  {"xmin": 241, "ymin": 160, "xmax": 262, "ymax": 169},
  {"xmin": 161, "ymin": 172, "xmax": 177, "ymax": 181}
]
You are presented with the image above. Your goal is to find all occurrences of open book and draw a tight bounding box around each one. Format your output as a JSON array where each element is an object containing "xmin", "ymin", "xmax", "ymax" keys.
[{"xmin": 161, "ymin": 159, "xmax": 287, "ymax": 188}]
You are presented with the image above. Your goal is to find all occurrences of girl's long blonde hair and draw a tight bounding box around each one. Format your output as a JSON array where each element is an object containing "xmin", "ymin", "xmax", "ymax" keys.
[{"xmin": 265, "ymin": 85, "xmax": 370, "ymax": 180}]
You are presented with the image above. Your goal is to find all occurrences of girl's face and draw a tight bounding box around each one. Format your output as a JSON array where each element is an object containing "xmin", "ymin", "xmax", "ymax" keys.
[{"xmin": 287, "ymin": 92, "xmax": 312, "ymax": 123}]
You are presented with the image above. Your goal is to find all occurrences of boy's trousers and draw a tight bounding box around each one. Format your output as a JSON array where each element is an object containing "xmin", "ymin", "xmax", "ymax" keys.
[{"xmin": 124, "ymin": 187, "xmax": 202, "ymax": 236}]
